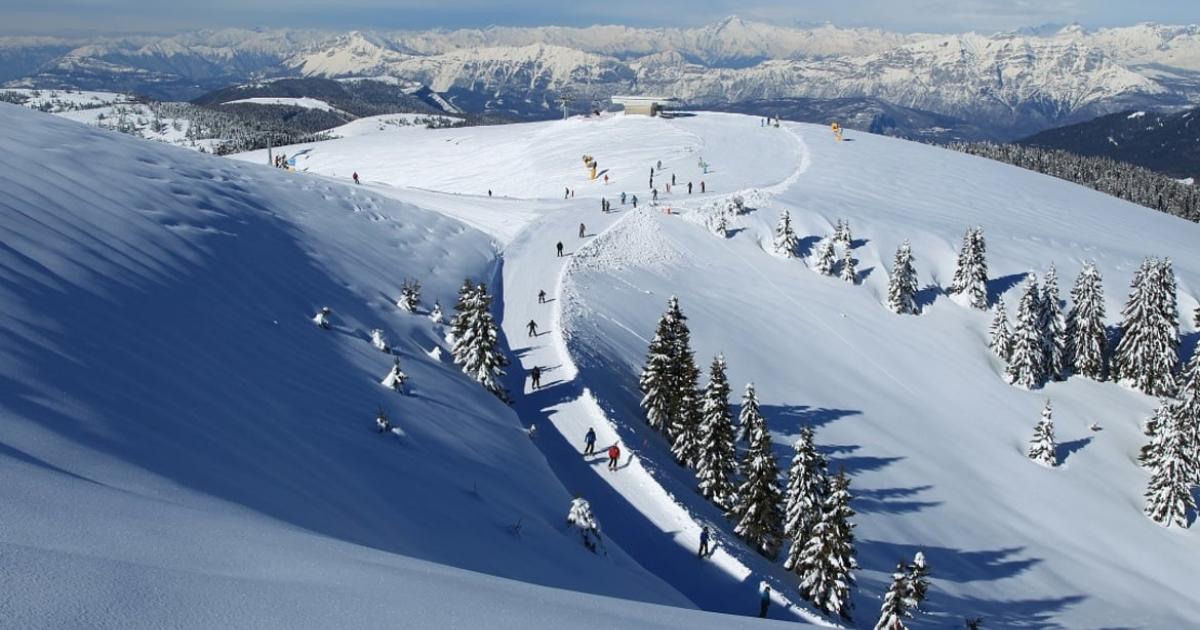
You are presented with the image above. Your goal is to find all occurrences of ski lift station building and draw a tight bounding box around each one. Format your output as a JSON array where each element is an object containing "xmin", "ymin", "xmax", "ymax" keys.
[{"xmin": 611, "ymin": 95, "xmax": 681, "ymax": 117}]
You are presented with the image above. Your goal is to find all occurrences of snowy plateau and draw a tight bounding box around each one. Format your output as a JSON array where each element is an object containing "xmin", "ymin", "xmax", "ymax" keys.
[{"xmin": 2, "ymin": 102, "xmax": 1199, "ymax": 630}]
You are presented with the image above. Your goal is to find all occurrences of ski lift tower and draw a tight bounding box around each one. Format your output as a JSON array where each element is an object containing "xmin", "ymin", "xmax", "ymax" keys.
[{"xmin": 558, "ymin": 93, "xmax": 573, "ymax": 120}]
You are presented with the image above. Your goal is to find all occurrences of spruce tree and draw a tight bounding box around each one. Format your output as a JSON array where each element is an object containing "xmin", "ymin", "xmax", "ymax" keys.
[
  {"xmin": 773, "ymin": 210, "xmax": 800, "ymax": 258},
  {"xmin": 696, "ymin": 355, "xmax": 738, "ymax": 508},
  {"xmin": 1143, "ymin": 408, "xmax": 1197, "ymax": 528},
  {"xmin": 886, "ymin": 241, "xmax": 919, "ymax": 314},
  {"xmin": 988, "ymin": 297, "xmax": 1013, "ymax": 361},
  {"xmin": 1007, "ymin": 278, "xmax": 1045, "ymax": 389},
  {"xmin": 834, "ymin": 218, "xmax": 853, "ymax": 249},
  {"xmin": 397, "ymin": 278, "xmax": 422, "ymax": 313},
  {"xmin": 671, "ymin": 359, "xmax": 703, "ymax": 468},
  {"xmin": 429, "ymin": 300, "xmax": 444, "ymax": 324},
  {"xmin": 873, "ymin": 563, "xmax": 911, "ymax": 630},
  {"xmin": 796, "ymin": 469, "xmax": 857, "ymax": 620},
  {"xmin": 448, "ymin": 278, "xmax": 475, "ymax": 344},
  {"xmin": 1040, "ymin": 265, "xmax": 1067, "ymax": 381},
  {"xmin": 737, "ymin": 382, "xmax": 762, "ymax": 445},
  {"xmin": 949, "ymin": 227, "xmax": 989, "ymax": 310},
  {"xmin": 1139, "ymin": 401, "xmax": 1172, "ymax": 473},
  {"xmin": 380, "ymin": 357, "xmax": 408, "ymax": 393},
  {"xmin": 1195, "ymin": 304, "xmax": 1200, "ymax": 329},
  {"xmin": 815, "ymin": 240, "xmax": 836, "ymax": 276},
  {"xmin": 906, "ymin": 551, "xmax": 930, "ymax": 611},
  {"xmin": 1028, "ymin": 400, "xmax": 1058, "ymax": 467},
  {"xmin": 1065, "ymin": 263, "xmax": 1107, "ymax": 380},
  {"xmin": 729, "ymin": 395, "xmax": 784, "ymax": 558},
  {"xmin": 1176, "ymin": 353, "xmax": 1200, "ymax": 483},
  {"xmin": 783, "ymin": 427, "xmax": 829, "ymax": 571},
  {"xmin": 1113, "ymin": 258, "xmax": 1179, "ymax": 396},
  {"xmin": 566, "ymin": 497, "xmax": 605, "ymax": 553},
  {"xmin": 664, "ymin": 296, "xmax": 697, "ymax": 437},
  {"xmin": 454, "ymin": 283, "xmax": 509, "ymax": 401},
  {"xmin": 840, "ymin": 246, "xmax": 858, "ymax": 284},
  {"xmin": 370, "ymin": 328, "xmax": 391, "ymax": 353},
  {"xmin": 639, "ymin": 314, "xmax": 675, "ymax": 433}
]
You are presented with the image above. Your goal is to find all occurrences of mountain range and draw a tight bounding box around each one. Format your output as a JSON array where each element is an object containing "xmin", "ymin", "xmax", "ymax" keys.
[{"xmin": 5, "ymin": 18, "xmax": 1200, "ymax": 138}]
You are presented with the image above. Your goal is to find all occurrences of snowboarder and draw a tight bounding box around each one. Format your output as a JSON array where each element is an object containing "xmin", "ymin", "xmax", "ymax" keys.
[
  {"xmin": 375, "ymin": 410, "xmax": 391, "ymax": 433},
  {"xmin": 527, "ymin": 319, "xmax": 539, "ymax": 337},
  {"xmin": 538, "ymin": 289, "xmax": 547, "ymax": 304},
  {"xmin": 313, "ymin": 307, "xmax": 332, "ymax": 329},
  {"xmin": 556, "ymin": 241, "xmax": 564, "ymax": 257},
  {"xmin": 687, "ymin": 182, "xmax": 693, "ymax": 194},
  {"xmin": 698, "ymin": 526, "xmax": 711, "ymax": 558},
  {"xmin": 631, "ymin": 195, "xmax": 638, "ymax": 208},
  {"xmin": 758, "ymin": 583, "xmax": 771, "ymax": 618},
  {"xmin": 530, "ymin": 365, "xmax": 542, "ymax": 390},
  {"xmin": 584, "ymin": 427, "xmax": 597, "ymax": 455},
  {"xmin": 607, "ymin": 444, "xmax": 621, "ymax": 471},
  {"xmin": 579, "ymin": 222, "xmax": 586, "ymax": 238},
  {"xmin": 352, "ymin": 172, "xmax": 360, "ymax": 184},
  {"xmin": 700, "ymin": 181, "xmax": 705, "ymax": 193},
  {"xmin": 620, "ymin": 191, "xmax": 627, "ymax": 205}
]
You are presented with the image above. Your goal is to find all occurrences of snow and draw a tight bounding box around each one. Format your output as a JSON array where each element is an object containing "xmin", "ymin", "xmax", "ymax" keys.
[
  {"xmin": 222, "ymin": 96, "xmax": 341, "ymax": 112},
  {"xmin": 7, "ymin": 103, "xmax": 1200, "ymax": 628},
  {"xmin": 1128, "ymin": 110, "xmax": 1147, "ymax": 119}
]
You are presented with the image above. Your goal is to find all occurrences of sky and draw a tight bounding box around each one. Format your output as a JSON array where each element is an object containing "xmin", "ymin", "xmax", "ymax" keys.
[{"xmin": 0, "ymin": 0, "xmax": 1196, "ymax": 35}]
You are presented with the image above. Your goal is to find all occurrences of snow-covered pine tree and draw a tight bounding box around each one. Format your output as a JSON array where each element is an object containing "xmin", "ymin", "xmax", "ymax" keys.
[
  {"xmin": 1065, "ymin": 263, "xmax": 1107, "ymax": 380},
  {"xmin": 566, "ymin": 497, "xmax": 605, "ymax": 553},
  {"xmin": 456, "ymin": 283, "xmax": 509, "ymax": 401},
  {"xmin": 429, "ymin": 300, "xmax": 444, "ymax": 324},
  {"xmin": 814, "ymin": 240, "xmax": 836, "ymax": 276},
  {"xmin": 671, "ymin": 364, "xmax": 704, "ymax": 468},
  {"xmin": 1040, "ymin": 265, "xmax": 1067, "ymax": 381},
  {"xmin": 783, "ymin": 427, "xmax": 829, "ymax": 571},
  {"xmin": 1007, "ymin": 278, "xmax": 1045, "ymax": 389},
  {"xmin": 712, "ymin": 213, "xmax": 728, "ymax": 238},
  {"xmin": 696, "ymin": 355, "xmax": 738, "ymax": 508},
  {"xmin": 640, "ymin": 314, "xmax": 675, "ymax": 433},
  {"xmin": 773, "ymin": 210, "xmax": 801, "ymax": 258},
  {"xmin": 397, "ymin": 278, "xmax": 422, "ymax": 313},
  {"xmin": 1175, "ymin": 353, "xmax": 1200, "ymax": 483},
  {"xmin": 737, "ymin": 382, "xmax": 762, "ymax": 445},
  {"xmin": 380, "ymin": 356, "xmax": 408, "ymax": 393},
  {"xmin": 448, "ymin": 278, "xmax": 475, "ymax": 345},
  {"xmin": 1112, "ymin": 258, "xmax": 1179, "ymax": 396},
  {"xmin": 834, "ymin": 218, "xmax": 853, "ymax": 249},
  {"xmin": 873, "ymin": 563, "xmax": 911, "ymax": 630},
  {"xmin": 1138, "ymin": 401, "xmax": 1172, "ymax": 472},
  {"xmin": 988, "ymin": 297, "xmax": 1013, "ymax": 361},
  {"xmin": 370, "ymin": 328, "xmax": 391, "ymax": 353},
  {"xmin": 1195, "ymin": 303, "xmax": 1200, "ymax": 329},
  {"xmin": 1028, "ymin": 400, "xmax": 1058, "ymax": 467},
  {"xmin": 312, "ymin": 307, "xmax": 331, "ymax": 329},
  {"xmin": 840, "ymin": 246, "xmax": 858, "ymax": 284},
  {"xmin": 728, "ymin": 393, "xmax": 784, "ymax": 558},
  {"xmin": 1143, "ymin": 408, "xmax": 1197, "ymax": 528},
  {"xmin": 796, "ymin": 469, "xmax": 857, "ymax": 620},
  {"xmin": 949, "ymin": 227, "xmax": 989, "ymax": 309},
  {"xmin": 906, "ymin": 551, "xmax": 930, "ymax": 611},
  {"xmin": 886, "ymin": 241, "xmax": 919, "ymax": 314}
]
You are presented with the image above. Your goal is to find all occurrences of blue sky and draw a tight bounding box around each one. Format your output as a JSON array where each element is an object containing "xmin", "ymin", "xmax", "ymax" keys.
[{"xmin": 0, "ymin": 0, "xmax": 1195, "ymax": 35}]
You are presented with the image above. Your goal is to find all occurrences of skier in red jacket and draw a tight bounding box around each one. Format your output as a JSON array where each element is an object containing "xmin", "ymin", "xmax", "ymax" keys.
[{"xmin": 607, "ymin": 444, "xmax": 621, "ymax": 471}]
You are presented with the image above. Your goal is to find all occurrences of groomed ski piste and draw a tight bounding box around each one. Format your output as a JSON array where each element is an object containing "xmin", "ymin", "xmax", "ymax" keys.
[{"xmin": 3, "ymin": 102, "xmax": 1199, "ymax": 628}]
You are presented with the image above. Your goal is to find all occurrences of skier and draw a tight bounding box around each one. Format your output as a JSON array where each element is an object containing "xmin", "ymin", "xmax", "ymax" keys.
[
  {"xmin": 527, "ymin": 424, "xmax": 538, "ymax": 439},
  {"xmin": 530, "ymin": 365, "xmax": 542, "ymax": 390},
  {"xmin": 687, "ymin": 182, "xmax": 693, "ymax": 194},
  {"xmin": 556, "ymin": 241, "xmax": 564, "ymax": 257},
  {"xmin": 652, "ymin": 188, "xmax": 658, "ymax": 202},
  {"xmin": 313, "ymin": 306, "xmax": 332, "ymax": 329},
  {"xmin": 758, "ymin": 583, "xmax": 771, "ymax": 618},
  {"xmin": 352, "ymin": 172, "xmax": 360, "ymax": 184},
  {"xmin": 584, "ymin": 427, "xmax": 597, "ymax": 455},
  {"xmin": 603, "ymin": 174, "xmax": 609, "ymax": 184},
  {"xmin": 665, "ymin": 183, "xmax": 671, "ymax": 194},
  {"xmin": 579, "ymin": 222, "xmax": 586, "ymax": 238},
  {"xmin": 488, "ymin": 189, "xmax": 492, "ymax": 197},
  {"xmin": 671, "ymin": 173, "xmax": 676, "ymax": 186},
  {"xmin": 607, "ymin": 444, "xmax": 621, "ymax": 471},
  {"xmin": 620, "ymin": 191, "xmax": 627, "ymax": 205},
  {"xmin": 564, "ymin": 187, "xmax": 570, "ymax": 200},
  {"xmin": 700, "ymin": 181, "xmax": 705, "ymax": 193},
  {"xmin": 538, "ymin": 289, "xmax": 547, "ymax": 304},
  {"xmin": 375, "ymin": 410, "xmax": 391, "ymax": 433},
  {"xmin": 656, "ymin": 159, "xmax": 662, "ymax": 170},
  {"xmin": 631, "ymin": 195, "xmax": 638, "ymax": 208},
  {"xmin": 698, "ymin": 526, "xmax": 711, "ymax": 558},
  {"xmin": 527, "ymin": 319, "xmax": 539, "ymax": 337}
]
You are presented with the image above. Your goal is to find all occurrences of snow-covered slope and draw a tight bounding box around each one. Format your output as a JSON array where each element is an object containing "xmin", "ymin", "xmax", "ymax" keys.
[
  {"xmin": 237, "ymin": 111, "xmax": 1200, "ymax": 628},
  {"xmin": 1, "ymin": 103, "xmax": 793, "ymax": 628}
]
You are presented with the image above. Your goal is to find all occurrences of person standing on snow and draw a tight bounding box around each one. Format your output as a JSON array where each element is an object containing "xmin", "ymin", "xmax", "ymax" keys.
[
  {"xmin": 758, "ymin": 583, "xmax": 771, "ymax": 618},
  {"xmin": 584, "ymin": 427, "xmax": 597, "ymax": 455},
  {"xmin": 698, "ymin": 526, "xmax": 711, "ymax": 558},
  {"xmin": 530, "ymin": 365, "xmax": 542, "ymax": 390},
  {"xmin": 687, "ymin": 182, "xmax": 693, "ymax": 194},
  {"xmin": 700, "ymin": 181, "xmax": 706, "ymax": 193},
  {"xmin": 656, "ymin": 159, "xmax": 662, "ymax": 170},
  {"xmin": 631, "ymin": 194, "xmax": 638, "ymax": 208},
  {"xmin": 556, "ymin": 241, "xmax": 564, "ymax": 257},
  {"xmin": 620, "ymin": 191, "xmax": 626, "ymax": 205},
  {"xmin": 352, "ymin": 172, "xmax": 360, "ymax": 184},
  {"xmin": 538, "ymin": 289, "xmax": 547, "ymax": 304},
  {"xmin": 652, "ymin": 188, "xmax": 658, "ymax": 202},
  {"xmin": 607, "ymin": 444, "xmax": 621, "ymax": 471},
  {"xmin": 527, "ymin": 319, "xmax": 538, "ymax": 337},
  {"xmin": 671, "ymin": 173, "xmax": 676, "ymax": 186},
  {"xmin": 579, "ymin": 223, "xmax": 586, "ymax": 238},
  {"xmin": 564, "ymin": 187, "xmax": 570, "ymax": 200}
]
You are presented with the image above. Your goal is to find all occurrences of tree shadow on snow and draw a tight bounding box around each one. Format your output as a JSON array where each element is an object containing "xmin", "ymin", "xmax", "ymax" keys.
[
  {"xmin": 795, "ymin": 235, "xmax": 821, "ymax": 258},
  {"xmin": 1057, "ymin": 437, "xmax": 1092, "ymax": 464},
  {"xmin": 849, "ymin": 238, "xmax": 870, "ymax": 249},
  {"xmin": 988, "ymin": 272, "xmax": 1029, "ymax": 305},
  {"xmin": 853, "ymin": 484, "xmax": 941, "ymax": 515},
  {"xmin": 759, "ymin": 404, "xmax": 861, "ymax": 434},
  {"xmin": 857, "ymin": 266, "xmax": 875, "ymax": 282},
  {"xmin": 915, "ymin": 283, "xmax": 942, "ymax": 310}
]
